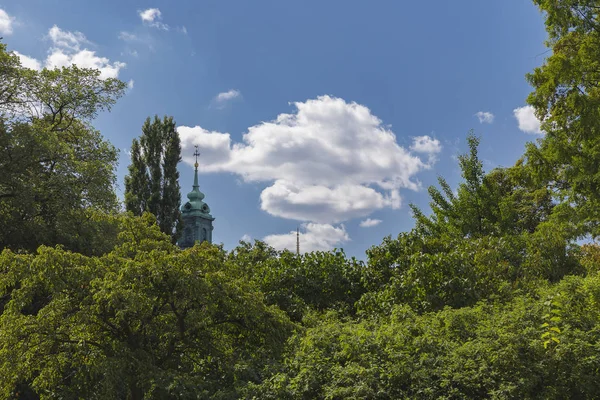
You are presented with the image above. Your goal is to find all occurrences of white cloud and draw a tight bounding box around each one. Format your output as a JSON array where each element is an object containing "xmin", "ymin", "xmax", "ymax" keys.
[
  {"xmin": 47, "ymin": 25, "xmax": 89, "ymax": 51},
  {"xmin": 0, "ymin": 9, "xmax": 14, "ymax": 35},
  {"xmin": 264, "ymin": 223, "xmax": 349, "ymax": 253},
  {"xmin": 177, "ymin": 125, "xmax": 234, "ymax": 165},
  {"xmin": 212, "ymin": 89, "xmax": 241, "ymax": 108},
  {"xmin": 513, "ymin": 105, "xmax": 543, "ymax": 134},
  {"xmin": 139, "ymin": 8, "xmax": 169, "ymax": 30},
  {"xmin": 178, "ymin": 95, "xmax": 440, "ymax": 224},
  {"xmin": 260, "ymin": 180, "xmax": 399, "ymax": 223},
  {"xmin": 14, "ymin": 51, "xmax": 41, "ymax": 71},
  {"xmin": 139, "ymin": 8, "xmax": 161, "ymax": 23},
  {"xmin": 410, "ymin": 135, "xmax": 442, "ymax": 155},
  {"xmin": 216, "ymin": 89, "xmax": 241, "ymax": 102},
  {"xmin": 127, "ymin": 79, "xmax": 134, "ymax": 89},
  {"xmin": 359, "ymin": 218, "xmax": 382, "ymax": 228},
  {"xmin": 240, "ymin": 234, "xmax": 252, "ymax": 243},
  {"xmin": 14, "ymin": 26, "xmax": 128, "ymax": 79},
  {"xmin": 46, "ymin": 48, "xmax": 125, "ymax": 79},
  {"xmin": 475, "ymin": 111, "xmax": 494, "ymax": 124}
]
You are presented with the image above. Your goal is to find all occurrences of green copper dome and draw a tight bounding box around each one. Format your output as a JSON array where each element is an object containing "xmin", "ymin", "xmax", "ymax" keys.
[
  {"xmin": 181, "ymin": 161, "xmax": 214, "ymax": 219},
  {"xmin": 179, "ymin": 148, "xmax": 215, "ymax": 249}
]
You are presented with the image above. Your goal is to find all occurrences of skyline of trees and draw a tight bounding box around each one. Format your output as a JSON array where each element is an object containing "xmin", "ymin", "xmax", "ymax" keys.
[{"xmin": 3, "ymin": 0, "xmax": 600, "ymax": 397}]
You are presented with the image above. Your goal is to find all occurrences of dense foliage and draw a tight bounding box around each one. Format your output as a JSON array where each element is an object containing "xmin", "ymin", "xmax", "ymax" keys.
[
  {"xmin": 0, "ymin": 213, "xmax": 292, "ymax": 399},
  {"xmin": 3, "ymin": 1, "xmax": 600, "ymax": 398},
  {"xmin": 0, "ymin": 42, "xmax": 125, "ymax": 254}
]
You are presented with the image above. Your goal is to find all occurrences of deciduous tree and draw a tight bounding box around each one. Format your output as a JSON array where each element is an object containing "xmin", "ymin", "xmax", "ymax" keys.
[
  {"xmin": 0, "ymin": 41, "xmax": 126, "ymax": 254},
  {"xmin": 526, "ymin": 0, "xmax": 600, "ymax": 237}
]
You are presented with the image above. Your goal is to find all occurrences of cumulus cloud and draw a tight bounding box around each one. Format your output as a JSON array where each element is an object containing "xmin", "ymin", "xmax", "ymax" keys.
[
  {"xmin": 14, "ymin": 25, "xmax": 126, "ymax": 79},
  {"xmin": 264, "ymin": 223, "xmax": 349, "ymax": 253},
  {"xmin": 0, "ymin": 8, "xmax": 14, "ymax": 35},
  {"xmin": 475, "ymin": 111, "xmax": 494, "ymax": 124},
  {"xmin": 14, "ymin": 51, "xmax": 41, "ymax": 71},
  {"xmin": 47, "ymin": 25, "xmax": 89, "ymax": 50},
  {"xmin": 139, "ymin": 8, "xmax": 169, "ymax": 30},
  {"xmin": 260, "ymin": 180, "xmax": 399, "ymax": 223},
  {"xmin": 359, "ymin": 218, "xmax": 382, "ymax": 228},
  {"xmin": 513, "ymin": 105, "xmax": 543, "ymax": 134},
  {"xmin": 240, "ymin": 234, "xmax": 252, "ymax": 243},
  {"xmin": 46, "ymin": 49, "xmax": 126, "ymax": 79},
  {"xmin": 410, "ymin": 135, "xmax": 442, "ymax": 154},
  {"xmin": 178, "ymin": 95, "xmax": 440, "ymax": 224}
]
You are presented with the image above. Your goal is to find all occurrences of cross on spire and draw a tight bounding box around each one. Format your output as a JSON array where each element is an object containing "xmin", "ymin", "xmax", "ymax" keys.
[{"xmin": 193, "ymin": 145, "xmax": 200, "ymax": 168}]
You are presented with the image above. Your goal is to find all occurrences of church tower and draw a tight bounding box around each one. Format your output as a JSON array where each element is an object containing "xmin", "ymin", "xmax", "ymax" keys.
[{"xmin": 178, "ymin": 146, "xmax": 215, "ymax": 248}]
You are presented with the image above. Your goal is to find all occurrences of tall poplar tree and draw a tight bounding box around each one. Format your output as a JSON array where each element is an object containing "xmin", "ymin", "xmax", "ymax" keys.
[{"xmin": 124, "ymin": 115, "xmax": 182, "ymax": 243}]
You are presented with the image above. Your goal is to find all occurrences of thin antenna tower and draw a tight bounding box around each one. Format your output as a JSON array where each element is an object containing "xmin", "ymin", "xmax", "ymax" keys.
[{"xmin": 296, "ymin": 226, "xmax": 300, "ymax": 255}]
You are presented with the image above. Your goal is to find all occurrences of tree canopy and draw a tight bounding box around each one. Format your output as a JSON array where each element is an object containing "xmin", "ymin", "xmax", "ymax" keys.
[
  {"xmin": 525, "ymin": 0, "xmax": 600, "ymax": 237},
  {"xmin": 0, "ymin": 41, "xmax": 126, "ymax": 254},
  {"xmin": 5, "ymin": 1, "xmax": 600, "ymax": 397}
]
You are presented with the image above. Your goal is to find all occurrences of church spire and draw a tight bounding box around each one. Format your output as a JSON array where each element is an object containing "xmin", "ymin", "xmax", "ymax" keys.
[
  {"xmin": 187, "ymin": 145, "xmax": 205, "ymax": 201},
  {"xmin": 193, "ymin": 145, "xmax": 200, "ymax": 189},
  {"xmin": 178, "ymin": 145, "xmax": 215, "ymax": 249}
]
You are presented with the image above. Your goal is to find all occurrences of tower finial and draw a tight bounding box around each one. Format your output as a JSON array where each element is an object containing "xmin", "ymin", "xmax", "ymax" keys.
[{"xmin": 193, "ymin": 145, "xmax": 200, "ymax": 169}]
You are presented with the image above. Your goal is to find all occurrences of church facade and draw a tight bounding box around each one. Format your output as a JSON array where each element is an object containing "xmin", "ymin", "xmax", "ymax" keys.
[{"xmin": 178, "ymin": 147, "xmax": 214, "ymax": 248}]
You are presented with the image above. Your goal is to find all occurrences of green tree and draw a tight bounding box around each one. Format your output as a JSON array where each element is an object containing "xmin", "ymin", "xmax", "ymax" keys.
[
  {"xmin": 362, "ymin": 133, "xmax": 578, "ymax": 314},
  {"xmin": 525, "ymin": 0, "xmax": 600, "ymax": 237},
  {"xmin": 125, "ymin": 115, "xmax": 183, "ymax": 243},
  {"xmin": 229, "ymin": 240, "xmax": 365, "ymax": 321},
  {"xmin": 411, "ymin": 132, "xmax": 554, "ymax": 239},
  {"xmin": 0, "ymin": 42, "xmax": 126, "ymax": 254},
  {"xmin": 0, "ymin": 213, "xmax": 292, "ymax": 399},
  {"xmin": 250, "ymin": 274, "xmax": 600, "ymax": 399}
]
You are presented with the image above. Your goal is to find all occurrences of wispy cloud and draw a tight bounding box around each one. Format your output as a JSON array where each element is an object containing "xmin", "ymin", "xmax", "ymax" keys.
[
  {"xmin": 475, "ymin": 111, "xmax": 494, "ymax": 124},
  {"xmin": 118, "ymin": 31, "xmax": 139, "ymax": 42},
  {"xmin": 359, "ymin": 218, "xmax": 382, "ymax": 228},
  {"xmin": 212, "ymin": 89, "xmax": 242, "ymax": 108},
  {"xmin": 139, "ymin": 8, "xmax": 169, "ymax": 30},
  {"xmin": 118, "ymin": 30, "xmax": 155, "ymax": 52},
  {"xmin": 0, "ymin": 8, "xmax": 15, "ymax": 35}
]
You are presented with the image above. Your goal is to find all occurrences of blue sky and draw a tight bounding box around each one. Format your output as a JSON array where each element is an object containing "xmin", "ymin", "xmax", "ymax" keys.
[{"xmin": 1, "ymin": 1, "xmax": 548, "ymax": 258}]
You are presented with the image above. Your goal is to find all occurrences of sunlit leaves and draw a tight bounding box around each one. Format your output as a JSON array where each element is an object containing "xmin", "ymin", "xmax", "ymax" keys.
[{"xmin": 0, "ymin": 214, "xmax": 292, "ymax": 399}]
